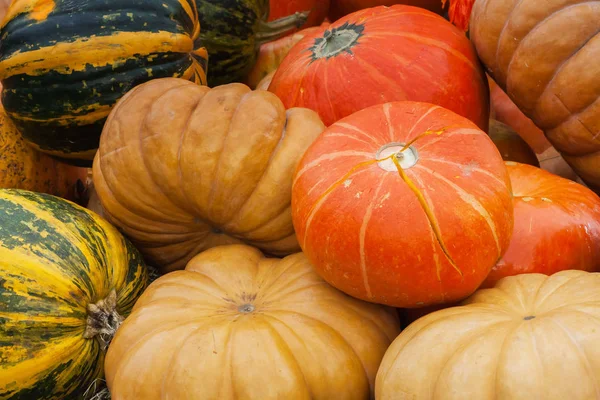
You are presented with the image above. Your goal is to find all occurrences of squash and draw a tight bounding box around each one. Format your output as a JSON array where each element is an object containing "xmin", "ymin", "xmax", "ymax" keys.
[
  {"xmin": 92, "ymin": 78, "xmax": 326, "ymax": 273},
  {"xmin": 0, "ymin": 102, "xmax": 88, "ymax": 202},
  {"xmin": 469, "ymin": 0, "xmax": 600, "ymax": 191},
  {"xmin": 268, "ymin": 5, "xmax": 490, "ymax": 130},
  {"xmin": 0, "ymin": 189, "xmax": 148, "ymax": 399},
  {"xmin": 196, "ymin": 0, "xmax": 308, "ymax": 87},
  {"xmin": 105, "ymin": 244, "xmax": 401, "ymax": 399},
  {"xmin": 482, "ymin": 162, "xmax": 600, "ymax": 288},
  {"xmin": 256, "ymin": 70, "xmax": 276, "ymax": 91},
  {"xmin": 269, "ymin": 0, "xmax": 330, "ymax": 28},
  {"xmin": 0, "ymin": 0, "xmax": 208, "ymax": 166},
  {"xmin": 292, "ymin": 101, "xmax": 514, "ymax": 308},
  {"xmin": 538, "ymin": 145, "xmax": 583, "ymax": 183},
  {"xmin": 329, "ymin": 0, "xmax": 446, "ymax": 21},
  {"xmin": 376, "ymin": 270, "xmax": 600, "ymax": 400},
  {"xmin": 489, "ymin": 119, "xmax": 539, "ymax": 167}
]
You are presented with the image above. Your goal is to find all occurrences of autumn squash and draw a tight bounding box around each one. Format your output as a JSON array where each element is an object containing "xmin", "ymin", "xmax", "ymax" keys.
[
  {"xmin": 538, "ymin": 145, "xmax": 583, "ymax": 183},
  {"xmin": 481, "ymin": 162, "xmax": 600, "ymax": 288},
  {"xmin": 0, "ymin": 189, "xmax": 148, "ymax": 399},
  {"xmin": 0, "ymin": 103, "xmax": 88, "ymax": 202},
  {"xmin": 489, "ymin": 119, "xmax": 539, "ymax": 167},
  {"xmin": 469, "ymin": 0, "xmax": 600, "ymax": 191},
  {"xmin": 0, "ymin": 0, "xmax": 208, "ymax": 166},
  {"xmin": 292, "ymin": 101, "xmax": 514, "ymax": 308},
  {"xmin": 268, "ymin": 5, "xmax": 490, "ymax": 131},
  {"xmin": 269, "ymin": 0, "xmax": 330, "ymax": 28},
  {"xmin": 0, "ymin": 0, "xmax": 10, "ymax": 23},
  {"xmin": 256, "ymin": 70, "xmax": 276, "ymax": 91},
  {"xmin": 92, "ymin": 78, "xmax": 326, "ymax": 273},
  {"xmin": 328, "ymin": 0, "xmax": 446, "ymax": 21},
  {"xmin": 246, "ymin": 22, "xmax": 329, "ymax": 89},
  {"xmin": 376, "ymin": 270, "xmax": 600, "ymax": 400},
  {"xmin": 196, "ymin": 0, "xmax": 308, "ymax": 87},
  {"xmin": 105, "ymin": 244, "xmax": 400, "ymax": 399}
]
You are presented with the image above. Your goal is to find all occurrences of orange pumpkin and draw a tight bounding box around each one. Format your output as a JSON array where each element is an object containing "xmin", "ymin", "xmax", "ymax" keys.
[
  {"xmin": 105, "ymin": 244, "xmax": 401, "ymax": 399},
  {"xmin": 92, "ymin": 78, "xmax": 325, "ymax": 273},
  {"xmin": 292, "ymin": 101, "xmax": 514, "ymax": 308},
  {"xmin": 489, "ymin": 119, "xmax": 539, "ymax": 167},
  {"xmin": 329, "ymin": 0, "xmax": 446, "ymax": 21},
  {"xmin": 482, "ymin": 162, "xmax": 600, "ymax": 288}
]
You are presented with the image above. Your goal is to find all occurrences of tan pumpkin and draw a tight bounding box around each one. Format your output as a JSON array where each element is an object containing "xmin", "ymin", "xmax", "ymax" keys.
[
  {"xmin": 92, "ymin": 78, "xmax": 325, "ymax": 273},
  {"xmin": 105, "ymin": 244, "xmax": 401, "ymax": 399},
  {"xmin": 376, "ymin": 270, "xmax": 600, "ymax": 399}
]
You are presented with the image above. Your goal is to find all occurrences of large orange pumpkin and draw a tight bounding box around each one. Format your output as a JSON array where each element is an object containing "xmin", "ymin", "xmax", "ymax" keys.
[
  {"xmin": 376, "ymin": 270, "xmax": 600, "ymax": 400},
  {"xmin": 105, "ymin": 244, "xmax": 401, "ymax": 399},
  {"xmin": 268, "ymin": 5, "xmax": 489, "ymax": 130},
  {"xmin": 329, "ymin": 0, "xmax": 445, "ymax": 21},
  {"xmin": 92, "ymin": 78, "xmax": 325, "ymax": 273},
  {"xmin": 470, "ymin": 0, "xmax": 600, "ymax": 191},
  {"xmin": 292, "ymin": 101, "xmax": 514, "ymax": 308},
  {"xmin": 482, "ymin": 162, "xmax": 600, "ymax": 288}
]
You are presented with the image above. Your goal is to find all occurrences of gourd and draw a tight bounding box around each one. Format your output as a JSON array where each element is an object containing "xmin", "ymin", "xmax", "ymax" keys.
[
  {"xmin": 329, "ymin": 0, "xmax": 445, "ymax": 21},
  {"xmin": 489, "ymin": 119, "xmax": 539, "ymax": 167},
  {"xmin": 269, "ymin": 0, "xmax": 329, "ymax": 29},
  {"xmin": 0, "ymin": 0, "xmax": 208, "ymax": 165}
]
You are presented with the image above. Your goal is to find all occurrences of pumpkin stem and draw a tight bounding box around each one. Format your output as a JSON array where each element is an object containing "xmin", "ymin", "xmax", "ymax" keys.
[
  {"xmin": 256, "ymin": 11, "xmax": 309, "ymax": 46},
  {"xmin": 83, "ymin": 289, "xmax": 124, "ymax": 350}
]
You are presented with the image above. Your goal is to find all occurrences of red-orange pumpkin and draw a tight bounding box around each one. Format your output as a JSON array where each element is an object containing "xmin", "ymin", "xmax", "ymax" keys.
[
  {"xmin": 482, "ymin": 162, "xmax": 600, "ymax": 288},
  {"xmin": 269, "ymin": 0, "xmax": 330, "ymax": 29},
  {"xmin": 292, "ymin": 101, "xmax": 514, "ymax": 308},
  {"xmin": 329, "ymin": 0, "xmax": 445, "ymax": 21},
  {"xmin": 268, "ymin": 5, "xmax": 489, "ymax": 130}
]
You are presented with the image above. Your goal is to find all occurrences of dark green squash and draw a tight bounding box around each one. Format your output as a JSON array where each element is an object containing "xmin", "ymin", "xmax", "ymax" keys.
[
  {"xmin": 196, "ymin": 0, "xmax": 308, "ymax": 87},
  {"xmin": 0, "ymin": 0, "xmax": 208, "ymax": 166}
]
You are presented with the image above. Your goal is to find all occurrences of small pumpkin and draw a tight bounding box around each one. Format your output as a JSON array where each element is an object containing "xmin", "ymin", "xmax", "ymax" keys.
[
  {"xmin": 329, "ymin": 0, "xmax": 446, "ymax": 21},
  {"xmin": 376, "ymin": 270, "xmax": 600, "ymax": 400},
  {"xmin": 196, "ymin": 0, "xmax": 308, "ymax": 87},
  {"xmin": 469, "ymin": 0, "xmax": 600, "ymax": 191},
  {"xmin": 292, "ymin": 101, "xmax": 514, "ymax": 308},
  {"xmin": 0, "ymin": 189, "xmax": 148, "ymax": 399},
  {"xmin": 0, "ymin": 0, "xmax": 208, "ymax": 166},
  {"xmin": 268, "ymin": 5, "xmax": 490, "ymax": 130},
  {"xmin": 482, "ymin": 162, "xmax": 600, "ymax": 288},
  {"xmin": 488, "ymin": 119, "xmax": 539, "ymax": 167},
  {"xmin": 105, "ymin": 244, "xmax": 401, "ymax": 399},
  {"xmin": 92, "ymin": 78, "xmax": 326, "ymax": 273},
  {"xmin": 0, "ymin": 103, "xmax": 88, "ymax": 202},
  {"xmin": 269, "ymin": 0, "xmax": 330, "ymax": 28}
]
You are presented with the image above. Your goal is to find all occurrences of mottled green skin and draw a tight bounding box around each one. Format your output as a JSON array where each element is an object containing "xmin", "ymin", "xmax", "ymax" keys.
[
  {"xmin": 196, "ymin": 0, "xmax": 269, "ymax": 86},
  {"xmin": 0, "ymin": 189, "xmax": 149, "ymax": 400},
  {"xmin": 0, "ymin": 0, "xmax": 207, "ymax": 166}
]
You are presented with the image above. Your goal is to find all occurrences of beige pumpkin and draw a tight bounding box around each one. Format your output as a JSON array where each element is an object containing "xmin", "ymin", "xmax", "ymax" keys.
[
  {"xmin": 105, "ymin": 244, "xmax": 401, "ymax": 399},
  {"xmin": 376, "ymin": 270, "xmax": 600, "ymax": 400}
]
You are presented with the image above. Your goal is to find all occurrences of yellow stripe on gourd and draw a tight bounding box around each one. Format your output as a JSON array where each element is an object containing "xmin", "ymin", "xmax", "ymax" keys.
[
  {"xmin": 0, "ymin": 30, "xmax": 196, "ymax": 79},
  {"xmin": 7, "ymin": 103, "xmax": 114, "ymax": 126}
]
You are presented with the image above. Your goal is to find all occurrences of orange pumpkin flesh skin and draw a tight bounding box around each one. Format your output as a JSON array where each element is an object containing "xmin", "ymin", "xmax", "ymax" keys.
[
  {"xmin": 377, "ymin": 270, "xmax": 600, "ymax": 400},
  {"xmin": 482, "ymin": 162, "xmax": 600, "ymax": 288},
  {"xmin": 105, "ymin": 244, "xmax": 401, "ymax": 399},
  {"xmin": 292, "ymin": 101, "xmax": 514, "ymax": 308},
  {"xmin": 92, "ymin": 78, "xmax": 326, "ymax": 273},
  {"xmin": 488, "ymin": 119, "xmax": 539, "ymax": 167},
  {"xmin": 268, "ymin": 5, "xmax": 490, "ymax": 131}
]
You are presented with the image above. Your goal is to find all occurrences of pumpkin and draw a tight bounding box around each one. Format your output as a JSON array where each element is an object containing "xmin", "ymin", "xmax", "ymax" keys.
[
  {"xmin": 481, "ymin": 162, "xmax": 600, "ymax": 288},
  {"xmin": 0, "ymin": 103, "xmax": 88, "ymax": 202},
  {"xmin": 469, "ymin": 0, "xmax": 600, "ymax": 191},
  {"xmin": 92, "ymin": 78, "xmax": 326, "ymax": 273},
  {"xmin": 105, "ymin": 244, "xmax": 400, "ymax": 399},
  {"xmin": 196, "ymin": 0, "xmax": 308, "ymax": 87},
  {"xmin": 489, "ymin": 119, "xmax": 539, "ymax": 167},
  {"xmin": 292, "ymin": 101, "xmax": 514, "ymax": 308},
  {"xmin": 538, "ymin": 145, "xmax": 583, "ymax": 183},
  {"xmin": 0, "ymin": 0, "xmax": 10, "ymax": 22},
  {"xmin": 328, "ymin": 0, "xmax": 446, "ymax": 21},
  {"xmin": 256, "ymin": 70, "xmax": 276, "ymax": 91},
  {"xmin": 376, "ymin": 270, "xmax": 600, "ymax": 400},
  {"xmin": 269, "ymin": 0, "xmax": 330, "ymax": 28},
  {"xmin": 0, "ymin": 189, "xmax": 148, "ymax": 399},
  {"xmin": 0, "ymin": 0, "xmax": 208, "ymax": 166},
  {"xmin": 488, "ymin": 75, "xmax": 551, "ymax": 155},
  {"xmin": 246, "ymin": 23, "xmax": 329, "ymax": 89},
  {"xmin": 268, "ymin": 5, "xmax": 490, "ymax": 130}
]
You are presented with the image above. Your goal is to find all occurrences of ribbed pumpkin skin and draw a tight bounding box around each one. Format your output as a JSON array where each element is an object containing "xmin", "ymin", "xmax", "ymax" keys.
[
  {"xmin": 0, "ymin": 0, "xmax": 208, "ymax": 166},
  {"xmin": 469, "ymin": 0, "xmax": 600, "ymax": 190},
  {"xmin": 105, "ymin": 245, "xmax": 401, "ymax": 399},
  {"xmin": 0, "ymin": 189, "xmax": 148, "ymax": 400}
]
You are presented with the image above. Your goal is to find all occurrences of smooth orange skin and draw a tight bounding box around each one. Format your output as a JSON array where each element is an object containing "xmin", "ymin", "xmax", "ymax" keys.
[
  {"xmin": 292, "ymin": 101, "xmax": 513, "ymax": 308},
  {"xmin": 269, "ymin": 0, "xmax": 330, "ymax": 28},
  {"xmin": 482, "ymin": 162, "xmax": 600, "ymax": 288},
  {"xmin": 329, "ymin": 0, "xmax": 445, "ymax": 20},
  {"xmin": 269, "ymin": 5, "xmax": 490, "ymax": 131}
]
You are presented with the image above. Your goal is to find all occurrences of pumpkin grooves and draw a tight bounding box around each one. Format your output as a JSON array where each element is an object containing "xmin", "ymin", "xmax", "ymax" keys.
[
  {"xmin": 256, "ymin": 11, "xmax": 310, "ymax": 45},
  {"xmin": 83, "ymin": 289, "xmax": 124, "ymax": 350}
]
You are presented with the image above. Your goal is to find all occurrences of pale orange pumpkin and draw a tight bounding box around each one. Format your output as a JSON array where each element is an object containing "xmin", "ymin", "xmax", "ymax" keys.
[
  {"xmin": 376, "ymin": 270, "xmax": 600, "ymax": 399},
  {"xmin": 105, "ymin": 244, "xmax": 401, "ymax": 399},
  {"xmin": 92, "ymin": 78, "xmax": 326, "ymax": 273}
]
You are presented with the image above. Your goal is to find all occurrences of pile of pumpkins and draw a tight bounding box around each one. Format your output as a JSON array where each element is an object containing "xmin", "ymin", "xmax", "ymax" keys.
[{"xmin": 1, "ymin": 0, "xmax": 599, "ymax": 399}]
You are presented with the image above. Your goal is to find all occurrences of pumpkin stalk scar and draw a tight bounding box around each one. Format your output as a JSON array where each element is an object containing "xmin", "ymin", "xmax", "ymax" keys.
[
  {"xmin": 390, "ymin": 153, "xmax": 463, "ymax": 278},
  {"xmin": 401, "ymin": 127, "xmax": 447, "ymax": 152},
  {"xmin": 83, "ymin": 289, "xmax": 124, "ymax": 350}
]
